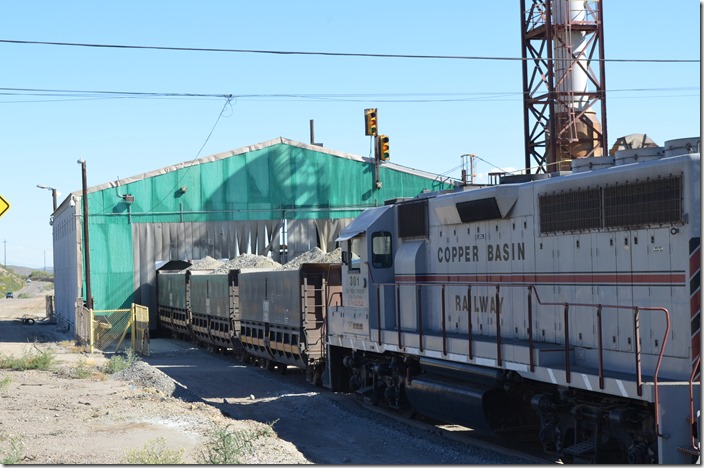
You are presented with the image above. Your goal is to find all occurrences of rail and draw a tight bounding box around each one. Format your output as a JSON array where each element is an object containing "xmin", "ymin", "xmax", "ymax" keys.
[{"xmin": 372, "ymin": 280, "xmax": 673, "ymax": 437}]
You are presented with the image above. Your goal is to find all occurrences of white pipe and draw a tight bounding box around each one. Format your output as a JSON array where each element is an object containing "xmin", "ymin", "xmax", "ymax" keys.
[{"xmin": 553, "ymin": 0, "xmax": 590, "ymax": 112}]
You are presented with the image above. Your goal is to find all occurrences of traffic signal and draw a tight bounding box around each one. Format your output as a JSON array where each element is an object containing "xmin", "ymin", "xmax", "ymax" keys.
[
  {"xmin": 364, "ymin": 108, "xmax": 378, "ymax": 136},
  {"xmin": 379, "ymin": 135, "xmax": 390, "ymax": 161}
]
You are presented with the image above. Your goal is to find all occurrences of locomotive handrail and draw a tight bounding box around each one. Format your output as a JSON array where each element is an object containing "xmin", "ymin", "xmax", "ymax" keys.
[
  {"xmin": 327, "ymin": 291, "xmax": 343, "ymax": 308},
  {"xmin": 684, "ymin": 355, "xmax": 701, "ymax": 451},
  {"xmin": 371, "ymin": 279, "xmax": 672, "ymax": 437},
  {"xmin": 530, "ymin": 286, "xmax": 671, "ymax": 438}
]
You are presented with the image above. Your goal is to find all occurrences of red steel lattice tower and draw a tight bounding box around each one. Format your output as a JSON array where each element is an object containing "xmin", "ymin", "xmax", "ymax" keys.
[{"xmin": 520, "ymin": 0, "xmax": 608, "ymax": 173}]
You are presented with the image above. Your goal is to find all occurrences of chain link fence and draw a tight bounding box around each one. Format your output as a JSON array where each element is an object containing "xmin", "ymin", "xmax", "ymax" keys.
[{"xmin": 75, "ymin": 300, "xmax": 150, "ymax": 356}]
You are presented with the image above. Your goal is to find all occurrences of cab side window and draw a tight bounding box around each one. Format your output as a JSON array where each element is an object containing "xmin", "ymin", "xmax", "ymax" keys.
[
  {"xmin": 371, "ymin": 231, "xmax": 392, "ymax": 268},
  {"xmin": 348, "ymin": 238, "xmax": 362, "ymax": 271}
]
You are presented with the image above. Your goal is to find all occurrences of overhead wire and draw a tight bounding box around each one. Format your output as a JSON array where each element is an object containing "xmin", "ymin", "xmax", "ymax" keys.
[
  {"xmin": 1, "ymin": 39, "xmax": 695, "ymax": 183},
  {"xmin": 143, "ymin": 94, "xmax": 234, "ymax": 213},
  {"xmin": 0, "ymin": 39, "xmax": 698, "ymax": 63},
  {"xmin": 0, "ymin": 86, "xmax": 697, "ymax": 104}
]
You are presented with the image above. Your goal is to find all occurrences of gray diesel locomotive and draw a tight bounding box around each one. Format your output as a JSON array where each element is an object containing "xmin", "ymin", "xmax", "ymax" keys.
[{"xmin": 326, "ymin": 137, "xmax": 701, "ymax": 464}]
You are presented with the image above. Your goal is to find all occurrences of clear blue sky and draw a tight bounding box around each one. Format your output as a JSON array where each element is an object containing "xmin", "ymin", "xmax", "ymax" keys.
[{"xmin": 0, "ymin": 1, "xmax": 700, "ymax": 269}]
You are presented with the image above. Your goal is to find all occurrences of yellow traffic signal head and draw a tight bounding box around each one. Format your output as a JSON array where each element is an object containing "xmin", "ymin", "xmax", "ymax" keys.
[
  {"xmin": 364, "ymin": 108, "xmax": 378, "ymax": 136},
  {"xmin": 379, "ymin": 135, "xmax": 389, "ymax": 161}
]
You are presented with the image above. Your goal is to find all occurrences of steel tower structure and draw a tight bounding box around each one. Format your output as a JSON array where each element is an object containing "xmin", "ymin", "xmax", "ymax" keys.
[{"xmin": 520, "ymin": 0, "xmax": 607, "ymax": 173}]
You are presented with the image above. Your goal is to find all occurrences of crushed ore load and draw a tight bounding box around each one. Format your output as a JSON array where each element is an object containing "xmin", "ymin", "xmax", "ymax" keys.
[
  {"xmin": 183, "ymin": 255, "xmax": 225, "ymax": 271},
  {"xmin": 182, "ymin": 248, "xmax": 343, "ymax": 275},
  {"xmin": 213, "ymin": 254, "xmax": 283, "ymax": 274},
  {"xmin": 281, "ymin": 247, "xmax": 342, "ymax": 270}
]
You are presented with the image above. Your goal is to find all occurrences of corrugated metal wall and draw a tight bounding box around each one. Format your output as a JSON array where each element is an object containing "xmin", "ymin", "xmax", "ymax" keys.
[
  {"xmin": 71, "ymin": 139, "xmax": 455, "ymax": 315},
  {"xmin": 52, "ymin": 201, "xmax": 81, "ymax": 331},
  {"xmin": 131, "ymin": 218, "xmax": 350, "ymax": 324}
]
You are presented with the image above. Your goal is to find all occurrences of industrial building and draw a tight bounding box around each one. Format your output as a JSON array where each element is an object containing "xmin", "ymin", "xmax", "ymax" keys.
[{"xmin": 51, "ymin": 137, "xmax": 457, "ymax": 330}]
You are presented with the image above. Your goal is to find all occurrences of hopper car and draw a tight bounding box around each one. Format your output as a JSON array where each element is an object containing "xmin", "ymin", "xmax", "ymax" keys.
[
  {"xmin": 238, "ymin": 263, "xmax": 341, "ymax": 384},
  {"xmin": 157, "ymin": 264, "xmax": 341, "ymax": 384}
]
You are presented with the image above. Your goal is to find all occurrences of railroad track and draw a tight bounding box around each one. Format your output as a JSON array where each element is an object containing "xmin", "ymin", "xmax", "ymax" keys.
[
  {"xmin": 173, "ymin": 341, "xmax": 561, "ymax": 463},
  {"xmin": 348, "ymin": 394, "xmax": 561, "ymax": 464},
  {"xmin": 240, "ymin": 357, "xmax": 560, "ymax": 464}
]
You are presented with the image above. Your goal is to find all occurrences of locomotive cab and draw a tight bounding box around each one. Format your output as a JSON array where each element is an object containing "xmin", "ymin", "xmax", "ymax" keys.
[{"xmin": 329, "ymin": 205, "xmax": 396, "ymax": 351}]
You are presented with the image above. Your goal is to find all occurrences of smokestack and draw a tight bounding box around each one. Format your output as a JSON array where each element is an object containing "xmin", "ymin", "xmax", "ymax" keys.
[{"xmin": 550, "ymin": 0, "xmax": 604, "ymax": 171}]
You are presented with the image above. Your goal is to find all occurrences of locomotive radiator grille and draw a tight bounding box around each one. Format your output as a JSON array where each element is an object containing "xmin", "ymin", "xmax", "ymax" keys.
[{"xmin": 539, "ymin": 174, "xmax": 684, "ymax": 233}]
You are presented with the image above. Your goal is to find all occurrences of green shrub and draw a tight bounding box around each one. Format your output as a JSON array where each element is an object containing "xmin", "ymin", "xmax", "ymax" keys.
[
  {"xmin": 195, "ymin": 421, "xmax": 276, "ymax": 464},
  {"xmin": 0, "ymin": 375, "xmax": 11, "ymax": 391},
  {"xmin": 72, "ymin": 359, "xmax": 94, "ymax": 379},
  {"xmin": 0, "ymin": 434, "xmax": 24, "ymax": 465},
  {"xmin": 28, "ymin": 270, "xmax": 53, "ymax": 282},
  {"xmin": 0, "ymin": 347, "xmax": 56, "ymax": 371},
  {"xmin": 122, "ymin": 437, "xmax": 184, "ymax": 464},
  {"xmin": 103, "ymin": 348, "xmax": 140, "ymax": 374}
]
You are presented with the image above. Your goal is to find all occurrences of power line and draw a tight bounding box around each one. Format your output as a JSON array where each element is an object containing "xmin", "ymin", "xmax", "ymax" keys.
[
  {"xmin": 145, "ymin": 95, "xmax": 235, "ymax": 213},
  {"xmin": 0, "ymin": 39, "xmax": 698, "ymax": 63},
  {"xmin": 0, "ymin": 86, "xmax": 697, "ymax": 105},
  {"xmin": 0, "ymin": 86, "xmax": 230, "ymax": 98}
]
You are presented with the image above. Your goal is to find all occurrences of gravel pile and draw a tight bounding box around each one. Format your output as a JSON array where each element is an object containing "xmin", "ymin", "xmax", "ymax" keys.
[
  {"xmin": 213, "ymin": 254, "xmax": 282, "ymax": 274},
  {"xmin": 185, "ymin": 256, "xmax": 225, "ymax": 271},
  {"xmin": 110, "ymin": 361, "xmax": 177, "ymax": 395},
  {"xmin": 281, "ymin": 247, "xmax": 342, "ymax": 270},
  {"xmin": 186, "ymin": 248, "xmax": 343, "ymax": 275},
  {"xmin": 320, "ymin": 247, "xmax": 343, "ymax": 264}
]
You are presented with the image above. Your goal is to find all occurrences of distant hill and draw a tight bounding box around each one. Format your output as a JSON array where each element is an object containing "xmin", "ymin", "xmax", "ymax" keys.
[
  {"xmin": 8, "ymin": 265, "xmax": 53, "ymax": 277},
  {"xmin": 0, "ymin": 266, "xmax": 24, "ymax": 295}
]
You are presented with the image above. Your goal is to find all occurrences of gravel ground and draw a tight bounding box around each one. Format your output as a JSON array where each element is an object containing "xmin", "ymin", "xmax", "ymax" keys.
[
  {"xmin": 0, "ymin": 364, "xmax": 308, "ymax": 464},
  {"xmin": 0, "ymin": 294, "xmax": 308, "ymax": 464}
]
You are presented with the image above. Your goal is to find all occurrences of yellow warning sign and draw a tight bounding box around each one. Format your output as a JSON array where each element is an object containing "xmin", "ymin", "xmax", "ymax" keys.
[{"xmin": 0, "ymin": 195, "xmax": 9, "ymax": 218}]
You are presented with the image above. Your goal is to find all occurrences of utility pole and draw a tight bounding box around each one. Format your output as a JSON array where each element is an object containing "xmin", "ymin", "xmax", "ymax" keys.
[
  {"xmin": 77, "ymin": 159, "xmax": 93, "ymax": 309},
  {"xmin": 3, "ymin": 239, "xmax": 5, "ymax": 268},
  {"xmin": 461, "ymin": 154, "xmax": 477, "ymax": 186}
]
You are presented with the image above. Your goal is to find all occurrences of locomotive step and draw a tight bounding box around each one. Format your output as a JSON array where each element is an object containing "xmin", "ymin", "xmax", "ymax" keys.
[
  {"xmin": 563, "ymin": 439, "xmax": 595, "ymax": 456},
  {"xmin": 676, "ymin": 445, "xmax": 700, "ymax": 457}
]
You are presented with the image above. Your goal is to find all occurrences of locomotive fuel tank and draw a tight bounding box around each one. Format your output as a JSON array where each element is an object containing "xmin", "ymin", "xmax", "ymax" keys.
[{"xmin": 403, "ymin": 358, "xmax": 535, "ymax": 433}]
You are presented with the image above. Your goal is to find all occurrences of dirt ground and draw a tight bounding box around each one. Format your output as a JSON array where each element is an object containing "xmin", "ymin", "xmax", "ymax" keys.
[
  {"xmin": 0, "ymin": 288, "xmax": 308, "ymax": 464},
  {"xmin": 0, "ymin": 284, "xmax": 538, "ymax": 465}
]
